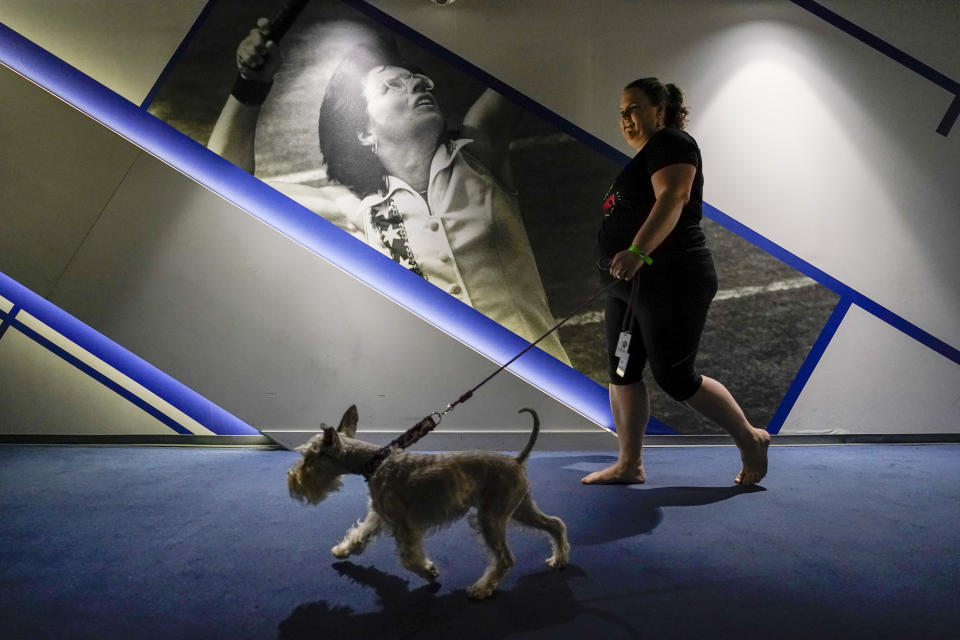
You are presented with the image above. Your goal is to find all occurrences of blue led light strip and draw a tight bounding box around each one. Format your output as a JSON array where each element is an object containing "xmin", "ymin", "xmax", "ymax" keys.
[
  {"xmin": 0, "ymin": 294, "xmax": 192, "ymax": 435},
  {"xmin": 0, "ymin": 271, "xmax": 258, "ymax": 436}
]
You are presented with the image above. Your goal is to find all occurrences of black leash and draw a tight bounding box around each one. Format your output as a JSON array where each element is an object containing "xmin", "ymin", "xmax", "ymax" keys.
[{"xmin": 361, "ymin": 278, "xmax": 623, "ymax": 479}]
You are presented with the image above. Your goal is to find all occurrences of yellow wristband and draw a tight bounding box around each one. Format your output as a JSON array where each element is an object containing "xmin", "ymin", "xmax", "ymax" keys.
[{"xmin": 628, "ymin": 245, "xmax": 653, "ymax": 265}]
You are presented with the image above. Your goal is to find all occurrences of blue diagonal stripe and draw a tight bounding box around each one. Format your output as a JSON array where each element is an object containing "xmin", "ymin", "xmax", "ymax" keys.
[
  {"xmin": 0, "ymin": 304, "xmax": 20, "ymax": 341},
  {"xmin": 7, "ymin": 314, "xmax": 193, "ymax": 435},
  {"xmin": 789, "ymin": 0, "xmax": 958, "ymax": 136},
  {"xmin": 767, "ymin": 297, "xmax": 852, "ymax": 434},
  {"xmin": 789, "ymin": 0, "xmax": 959, "ymax": 94},
  {"xmin": 703, "ymin": 206, "xmax": 960, "ymax": 368},
  {"xmin": 0, "ymin": 271, "xmax": 258, "ymax": 436},
  {"xmin": 937, "ymin": 95, "xmax": 960, "ymax": 137}
]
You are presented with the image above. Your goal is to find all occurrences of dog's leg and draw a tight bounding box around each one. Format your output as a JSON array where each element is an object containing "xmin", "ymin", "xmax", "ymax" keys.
[
  {"xmin": 511, "ymin": 494, "xmax": 570, "ymax": 569},
  {"xmin": 468, "ymin": 509, "xmax": 515, "ymax": 600},
  {"xmin": 332, "ymin": 503, "xmax": 382, "ymax": 559},
  {"xmin": 394, "ymin": 524, "xmax": 439, "ymax": 583}
]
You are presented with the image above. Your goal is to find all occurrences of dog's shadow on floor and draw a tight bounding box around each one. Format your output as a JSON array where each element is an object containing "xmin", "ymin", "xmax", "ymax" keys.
[
  {"xmin": 278, "ymin": 561, "xmax": 641, "ymax": 640},
  {"xmin": 533, "ymin": 454, "xmax": 765, "ymax": 545},
  {"xmin": 277, "ymin": 454, "xmax": 764, "ymax": 638}
]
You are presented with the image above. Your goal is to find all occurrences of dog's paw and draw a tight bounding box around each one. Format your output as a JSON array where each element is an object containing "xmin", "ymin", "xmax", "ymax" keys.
[
  {"xmin": 422, "ymin": 560, "xmax": 439, "ymax": 581},
  {"xmin": 466, "ymin": 511, "xmax": 481, "ymax": 532},
  {"xmin": 331, "ymin": 544, "xmax": 352, "ymax": 559},
  {"xmin": 466, "ymin": 582, "xmax": 496, "ymax": 600},
  {"xmin": 546, "ymin": 554, "xmax": 568, "ymax": 570}
]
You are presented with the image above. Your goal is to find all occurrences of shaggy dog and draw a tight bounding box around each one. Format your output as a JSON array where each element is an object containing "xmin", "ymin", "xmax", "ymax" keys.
[{"xmin": 287, "ymin": 405, "xmax": 569, "ymax": 599}]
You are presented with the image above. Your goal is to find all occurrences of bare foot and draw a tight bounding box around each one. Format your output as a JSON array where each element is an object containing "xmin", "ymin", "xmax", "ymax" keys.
[
  {"xmin": 735, "ymin": 428, "xmax": 770, "ymax": 486},
  {"xmin": 581, "ymin": 462, "xmax": 645, "ymax": 484}
]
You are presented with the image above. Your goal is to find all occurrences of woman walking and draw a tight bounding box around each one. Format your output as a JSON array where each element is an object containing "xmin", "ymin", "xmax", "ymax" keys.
[{"xmin": 583, "ymin": 78, "xmax": 769, "ymax": 486}]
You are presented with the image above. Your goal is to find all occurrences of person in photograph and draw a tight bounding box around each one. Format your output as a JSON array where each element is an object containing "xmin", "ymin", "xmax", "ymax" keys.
[
  {"xmin": 582, "ymin": 77, "xmax": 770, "ymax": 485},
  {"xmin": 208, "ymin": 18, "xmax": 569, "ymax": 364}
]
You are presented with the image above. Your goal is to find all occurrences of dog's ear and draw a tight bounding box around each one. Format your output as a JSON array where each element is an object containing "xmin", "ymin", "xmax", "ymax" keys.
[
  {"xmin": 297, "ymin": 431, "xmax": 326, "ymax": 455},
  {"xmin": 322, "ymin": 426, "xmax": 341, "ymax": 448},
  {"xmin": 337, "ymin": 405, "xmax": 359, "ymax": 438}
]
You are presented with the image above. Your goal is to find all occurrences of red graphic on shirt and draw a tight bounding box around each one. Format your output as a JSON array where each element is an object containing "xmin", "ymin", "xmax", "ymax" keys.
[{"xmin": 602, "ymin": 191, "xmax": 616, "ymax": 215}]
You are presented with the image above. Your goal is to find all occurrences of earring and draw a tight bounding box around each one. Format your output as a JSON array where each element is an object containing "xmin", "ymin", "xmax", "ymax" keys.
[{"xmin": 372, "ymin": 137, "xmax": 379, "ymax": 155}]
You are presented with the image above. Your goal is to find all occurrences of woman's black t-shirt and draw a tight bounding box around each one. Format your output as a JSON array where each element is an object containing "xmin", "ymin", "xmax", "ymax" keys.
[{"xmin": 596, "ymin": 127, "xmax": 706, "ymax": 264}]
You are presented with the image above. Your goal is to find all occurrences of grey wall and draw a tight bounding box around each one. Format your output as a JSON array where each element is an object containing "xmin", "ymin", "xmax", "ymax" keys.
[
  {"xmin": 0, "ymin": 67, "xmax": 139, "ymax": 297},
  {"xmin": 2, "ymin": 0, "xmax": 958, "ymax": 437},
  {"xmin": 0, "ymin": 0, "xmax": 208, "ymax": 105}
]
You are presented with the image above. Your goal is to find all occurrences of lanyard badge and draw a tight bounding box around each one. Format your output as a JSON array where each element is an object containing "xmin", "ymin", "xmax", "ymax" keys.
[{"xmin": 615, "ymin": 331, "xmax": 631, "ymax": 377}]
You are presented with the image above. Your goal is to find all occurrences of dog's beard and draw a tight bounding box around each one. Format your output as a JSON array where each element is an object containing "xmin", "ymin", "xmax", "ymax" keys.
[{"xmin": 287, "ymin": 463, "xmax": 343, "ymax": 505}]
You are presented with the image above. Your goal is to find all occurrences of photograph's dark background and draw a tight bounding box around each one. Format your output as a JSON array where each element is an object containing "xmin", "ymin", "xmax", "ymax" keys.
[{"xmin": 148, "ymin": 0, "xmax": 839, "ymax": 433}]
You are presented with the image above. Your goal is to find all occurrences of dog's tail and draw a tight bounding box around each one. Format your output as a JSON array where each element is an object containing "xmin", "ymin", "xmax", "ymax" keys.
[{"xmin": 515, "ymin": 408, "xmax": 540, "ymax": 465}]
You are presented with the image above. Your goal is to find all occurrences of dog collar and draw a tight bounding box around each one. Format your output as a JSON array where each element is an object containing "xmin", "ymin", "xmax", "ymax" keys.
[{"xmin": 361, "ymin": 414, "xmax": 439, "ymax": 480}]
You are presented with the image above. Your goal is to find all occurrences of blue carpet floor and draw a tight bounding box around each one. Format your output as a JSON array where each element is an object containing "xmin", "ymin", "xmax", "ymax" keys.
[{"xmin": 1, "ymin": 444, "xmax": 958, "ymax": 639}]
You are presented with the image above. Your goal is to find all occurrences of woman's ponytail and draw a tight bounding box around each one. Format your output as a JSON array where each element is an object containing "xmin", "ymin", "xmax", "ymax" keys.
[
  {"xmin": 624, "ymin": 77, "xmax": 690, "ymax": 130},
  {"xmin": 664, "ymin": 83, "xmax": 689, "ymax": 130}
]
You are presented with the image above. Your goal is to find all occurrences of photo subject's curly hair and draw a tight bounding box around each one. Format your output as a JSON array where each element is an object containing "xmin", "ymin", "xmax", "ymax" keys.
[
  {"xmin": 318, "ymin": 41, "xmax": 424, "ymax": 197},
  {"xmin": 624, "ymin": 77, "xmax": 690, "ymax": 129}
]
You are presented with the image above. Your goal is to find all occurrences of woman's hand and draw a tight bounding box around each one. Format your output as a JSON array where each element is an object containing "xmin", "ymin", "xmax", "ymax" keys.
[
  {"xmin": 608, "ymin": 249, "xmax": 645, "ymax": 281},
  {"xmin": 236, "ymin": 18, "xmax": 283, "ymax": 82}
]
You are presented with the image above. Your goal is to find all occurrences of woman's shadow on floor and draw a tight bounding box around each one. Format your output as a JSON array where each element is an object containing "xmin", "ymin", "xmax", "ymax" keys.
[{"xmin": 535, "ymin": 454, "xmax": 764, "ymax": 545}]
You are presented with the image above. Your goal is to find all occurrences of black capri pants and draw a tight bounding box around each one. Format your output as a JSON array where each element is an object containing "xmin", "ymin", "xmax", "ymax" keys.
[{"xmin": 605, "ymin": 247, "xmax": 718, "ymax": 401}]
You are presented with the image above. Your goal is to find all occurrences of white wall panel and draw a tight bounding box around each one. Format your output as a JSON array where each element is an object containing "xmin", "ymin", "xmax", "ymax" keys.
[
  {"xmin": 0, "ymin": 0, "xmax": 207, "ymax": 104},
  {"xmin": 782, "ymin": 304, "xmax": 960, "ymax": 434},
  {"xmin": 0, "ymin": 65, "xmax": 139, "ymax": 297}
]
